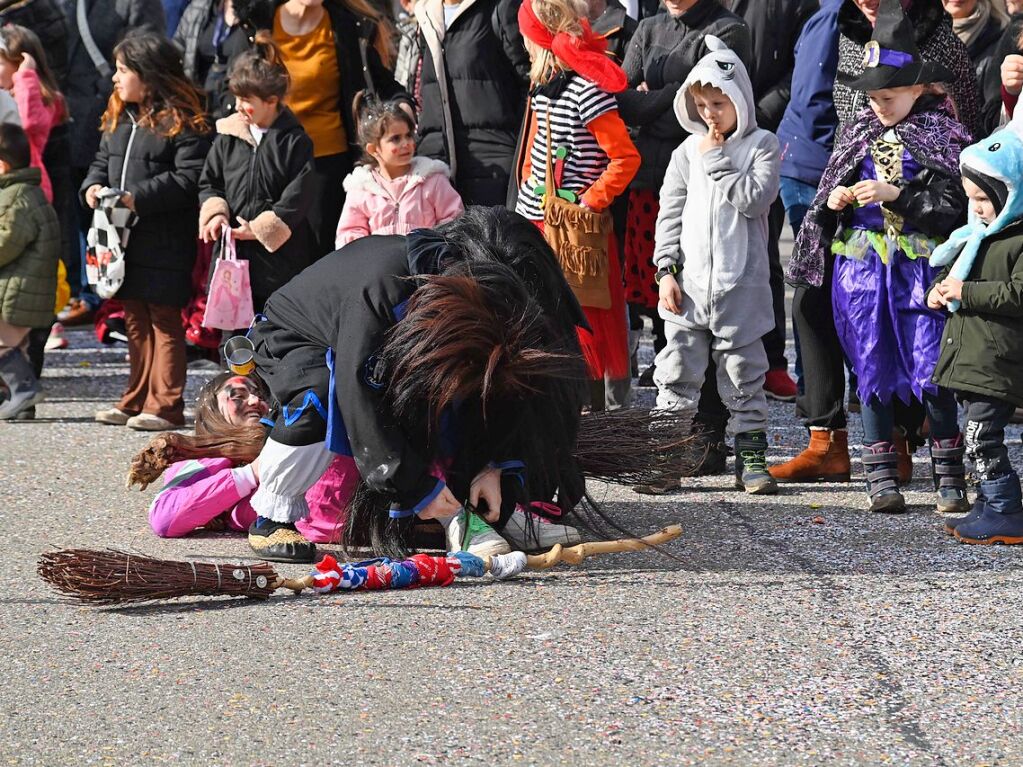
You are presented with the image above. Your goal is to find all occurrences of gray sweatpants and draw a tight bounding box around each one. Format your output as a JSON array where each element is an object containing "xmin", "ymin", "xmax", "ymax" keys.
[{"xmin": 653, "ymin": 324, "xmax": 768, "ymax": 435}]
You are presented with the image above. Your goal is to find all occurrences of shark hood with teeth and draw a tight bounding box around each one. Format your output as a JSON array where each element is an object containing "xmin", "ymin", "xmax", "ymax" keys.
[
  {"xmin": 674, "ymin": 35, "xmax": 757, "ymax": 140},
  {"xmin": 929, "ymin": 108, "xmax": 1023, "ymax": 311}
]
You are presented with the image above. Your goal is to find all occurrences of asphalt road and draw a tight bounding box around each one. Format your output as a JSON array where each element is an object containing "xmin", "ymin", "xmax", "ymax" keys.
[{"xmin": 2, "ymin": 323, "xmax": 1022, "ymax": 767}]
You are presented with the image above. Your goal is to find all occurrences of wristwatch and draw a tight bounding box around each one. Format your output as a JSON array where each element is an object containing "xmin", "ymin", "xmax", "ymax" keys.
[{"xmin": 655, "ymin": 264, "xmax": 679, "ymax": 284}]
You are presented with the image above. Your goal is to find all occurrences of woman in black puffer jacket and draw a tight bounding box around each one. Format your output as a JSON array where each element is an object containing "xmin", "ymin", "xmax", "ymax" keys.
[
  {"xmin": 82, "ymin": 33, "xmax": 211, "ymax": 431},
  {"xmin": 174, "ymin": 0, "xmax": 273, "ymax": 118},
  {"xmin": 415, "ymin": 0, "xmax": 530, "ymax": 207}
]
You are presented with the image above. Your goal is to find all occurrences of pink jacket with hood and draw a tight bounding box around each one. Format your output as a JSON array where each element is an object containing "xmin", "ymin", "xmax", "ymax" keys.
[
  {"xmin": 12, "ymin": 69, "xmax": 63, "ymax": 203},
  {"xmin": 334, "ymin": 156, "xmax": 464, "ymax": 248}
]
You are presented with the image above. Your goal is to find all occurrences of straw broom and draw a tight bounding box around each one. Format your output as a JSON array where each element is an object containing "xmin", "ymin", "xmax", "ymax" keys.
[{"xmin": 38, "ymin": 525, "xmax": 682, "ymax": 605}]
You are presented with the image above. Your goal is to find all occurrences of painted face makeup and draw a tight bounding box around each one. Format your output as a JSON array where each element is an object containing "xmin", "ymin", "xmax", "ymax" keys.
[{"xmin": 216, "ymin": 377, "xmax": 268, "ymax": 426}]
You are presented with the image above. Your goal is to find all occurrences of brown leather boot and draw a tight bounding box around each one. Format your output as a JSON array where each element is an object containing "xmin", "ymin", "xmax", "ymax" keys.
[
  {"xmin": 892, "ymin": 428, "xmax": 914, "ymax": 485},
  {"xmin": 769, "ymin": 428, "xmax": 851, "ymax": 482}
]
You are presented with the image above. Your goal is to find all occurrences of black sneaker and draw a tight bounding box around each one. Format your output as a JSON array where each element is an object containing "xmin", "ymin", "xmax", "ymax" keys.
[
  {"xmin": 248, "ymin": 517, "xmax": 316, "ymax": 563},
  {"xmin": 637, "ymin": 364, "xmax": 656, "ymax": 388}
]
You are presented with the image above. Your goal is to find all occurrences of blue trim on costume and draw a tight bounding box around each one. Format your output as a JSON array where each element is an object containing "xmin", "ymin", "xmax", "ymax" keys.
[
  {"xmin": 392, "ymin": 299, "xmax": 409, "ymax": 321},
  {"xmin": 246, "ymin": 314, "xmax": 267, "ymax": 337},
  {"xmin": 388, "ymin": 479, "xmax": 446, "ymax": 519},
  {"xmin": 259, "ymin": 416, "xmax": 275, "ymax": 428},
  {"xmin": 492, "ymin": 460, "xmax": 527, "ymax": 487},
  {"xmin": 281, "ymin": 391, "xmax": 328, "ymax": 426}
]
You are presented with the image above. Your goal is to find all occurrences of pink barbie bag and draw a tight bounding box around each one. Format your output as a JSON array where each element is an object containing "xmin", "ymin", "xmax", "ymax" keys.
[{"xmin": 202, "ymin": 225, "xmax": 254, "ymax": 331}]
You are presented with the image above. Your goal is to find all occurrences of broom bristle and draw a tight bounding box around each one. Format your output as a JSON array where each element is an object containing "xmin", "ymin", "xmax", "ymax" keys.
[
  {"xmin": 574, "ymin": 408, "xmax": 704, "ymax": 485},
  {"xmin": 38, "ymin": 549, "xmax": 280, "ymax": 605}
]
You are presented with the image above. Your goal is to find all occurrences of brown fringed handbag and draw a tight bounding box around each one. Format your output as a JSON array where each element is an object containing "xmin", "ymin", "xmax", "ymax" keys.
[{"xmin": 540, "ymin": 110, "xmax": 613, "ymax": 309}]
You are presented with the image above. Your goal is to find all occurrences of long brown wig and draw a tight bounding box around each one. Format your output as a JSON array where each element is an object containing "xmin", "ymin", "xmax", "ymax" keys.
[
  {"xmin": 100, "ymin": 32, "xmax": 208, "ymax": 138},
  {"xmin": 379, "ymin": 263, "xmax": 585, "ymax": 432},
  {"xmin": 128, "ymin": 373, "xmax": 268, "ymax": 490}
]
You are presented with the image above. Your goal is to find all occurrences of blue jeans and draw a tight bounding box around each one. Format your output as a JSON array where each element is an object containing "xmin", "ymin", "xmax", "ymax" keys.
[
  {"xmin": 779, "ymin": 176, "xmax": 817, "ymax": 231},
  {"xmin": 778, "ymin": 177, "xmax": 818, "ymax": 393},
  {"xmin": 860, "ymin": 389, "xmax": 960, "ymax": 445}
]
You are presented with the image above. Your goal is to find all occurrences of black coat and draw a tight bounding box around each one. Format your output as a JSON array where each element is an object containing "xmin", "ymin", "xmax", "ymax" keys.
[
  {"xmin": 0, "ymin": 0, "xmax": 68, "ymax": 84},
  {"xmin": 174, "ymin": 0, "xmax": 272, "ymax": 118},
  {"xmin": 966, "ymin": 14, "xmax": 1006, "ymax": 116},
  {"xmin": 726, "ymin": 0, "xmax": 816, "ymax": 133},
  {"xmin": 414, "ymin": 0, "xmax": 530, "ymax": 206},
  {"xmin": 981, "ymin": 14, "xmax": 1023, "ymax": 134},
  {"xmin": 199, "ymin": 108, "xmax": 316, "ymax": 304},
  {"xmin": 617, "ymin": 0, "xmax": 751, "ymax": 190},
  {"xmin": 65, "ymin": 0, "xmax": 166, "ymax": 169},
  {"xmin": 592, "ymin": 4, "xmax": 638, "ymax": 64},
  {"xmin": 81, "ymin": 110, "xmax": 211, "ymax": 307},
  {"xmin": 261, "ymin": 225, "xmax": 586, "ymax": 512},
  {"xmin": 931, "ymin": 222, "xmax": 1023, "ymax": 408}
]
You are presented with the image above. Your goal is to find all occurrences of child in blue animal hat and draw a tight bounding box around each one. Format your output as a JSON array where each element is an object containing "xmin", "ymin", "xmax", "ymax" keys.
[{"xmin": 927, "ymin": 116, "xmax": 1023, "ymax": 545}]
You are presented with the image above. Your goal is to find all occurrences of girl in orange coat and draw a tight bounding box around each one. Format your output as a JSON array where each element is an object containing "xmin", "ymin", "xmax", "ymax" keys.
[{"xmin": 514, "ymin": 0, "xmax": 640, "ymax": 411}]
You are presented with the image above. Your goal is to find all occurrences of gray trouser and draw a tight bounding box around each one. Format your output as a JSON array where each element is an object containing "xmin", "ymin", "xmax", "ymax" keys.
[{"xmin": 653, "ymin": 324, "xmax": 768, "ymax": 435}]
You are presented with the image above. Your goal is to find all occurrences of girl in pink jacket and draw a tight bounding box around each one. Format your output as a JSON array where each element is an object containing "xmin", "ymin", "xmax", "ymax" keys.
[
  {"xmin": 134, "ymin": 372, "xmax": 357, "ymax": 543},
  {"xmin": 0, "ymin": 26, "xmax": 66, "ymax": 203},
  {"xmin": 335, "ymin": 95, "xmax": 463, "ymax": 248}
]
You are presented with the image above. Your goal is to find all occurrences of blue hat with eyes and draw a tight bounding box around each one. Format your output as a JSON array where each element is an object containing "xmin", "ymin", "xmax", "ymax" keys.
[{"xmin": 929, "ymin": 113, "xmax": 1023, "ymax": 310}]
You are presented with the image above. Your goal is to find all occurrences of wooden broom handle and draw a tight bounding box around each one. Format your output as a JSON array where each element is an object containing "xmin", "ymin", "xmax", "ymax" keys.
[{"xmin": 523, "ymin": 524, "xmax": 683, "ymax": 570}]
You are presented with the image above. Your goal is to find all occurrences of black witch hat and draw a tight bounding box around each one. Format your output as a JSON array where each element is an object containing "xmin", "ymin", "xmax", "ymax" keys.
[{"xmin": 840, "ymin": 0, "xmax": 952, "ymax": 91}]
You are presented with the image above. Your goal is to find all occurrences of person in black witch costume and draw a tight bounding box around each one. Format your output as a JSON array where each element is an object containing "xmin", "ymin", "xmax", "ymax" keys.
[
  {"xmin": 244, "ymin": 206, "xmax": 595, "ymax": 563},
  {"xmin": 787, "ymin": 0, "xmax": 971, "ymax": 514}
]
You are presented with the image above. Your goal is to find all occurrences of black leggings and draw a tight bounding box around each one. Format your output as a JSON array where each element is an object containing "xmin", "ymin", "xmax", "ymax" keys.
[
  {"xmin": 309, "ymin": 151, "xmax": 354, "ymax": 258},
  {"xmin": 792, "ymin": 270, "xmax": 847, "ymax": 430},
  {"xmin": 762, "ymin": 199, "xmax": 788, "ymax": 370}
]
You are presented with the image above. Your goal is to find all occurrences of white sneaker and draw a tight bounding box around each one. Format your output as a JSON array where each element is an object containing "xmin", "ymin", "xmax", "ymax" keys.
[
  {"xmin": 94, "ymin": 407, "xmax": 132, "ymax": 425},
  {"xmin": 502, "ymin": 507, "xmax": 581, "ymax": 551},
  {"xmin": 45, "ymin": 323, "xmax": 69, "ymax": 350},
  {"xmin": 126, "ymin": 413, "xmax": 184, "ymax": 431},
  {"xmin": 441, "ymin": 508, "xmax": 511, "ymax": 557}
]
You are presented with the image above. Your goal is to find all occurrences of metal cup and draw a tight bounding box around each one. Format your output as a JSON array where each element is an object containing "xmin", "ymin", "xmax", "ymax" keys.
[{"xmin": 224, "ymin": 335, "xmax": 256, "ymax": 376}]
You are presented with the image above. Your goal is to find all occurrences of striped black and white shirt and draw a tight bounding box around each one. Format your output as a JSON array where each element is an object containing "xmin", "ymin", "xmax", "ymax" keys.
[{"xmin": 515, "ymin": 74, "xmax": 618, "ymax": 221}]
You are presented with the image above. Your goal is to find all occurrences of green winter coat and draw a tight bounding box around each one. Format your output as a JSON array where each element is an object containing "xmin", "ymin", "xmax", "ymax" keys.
[
  {"xmin": 930, "ymin": 220, "xmax": 1023, "ymax": 407},
  {"xmin": 0, "ymin": 167, "xmax": 60, "ymax": 329}
]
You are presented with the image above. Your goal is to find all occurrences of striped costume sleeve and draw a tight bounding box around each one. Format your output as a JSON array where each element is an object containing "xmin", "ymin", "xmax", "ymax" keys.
[{"xmin": 573, "ymin": 80, "xmax": 618, "ymax": 127}]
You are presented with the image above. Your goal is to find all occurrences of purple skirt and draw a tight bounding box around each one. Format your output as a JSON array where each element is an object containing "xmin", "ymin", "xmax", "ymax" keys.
[{"xmin": 832, "ymin": 237, "xmax": 946, "ymax": 406}]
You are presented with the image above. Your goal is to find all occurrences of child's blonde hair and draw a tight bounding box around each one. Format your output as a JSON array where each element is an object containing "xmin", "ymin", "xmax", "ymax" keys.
[
  {"xmin": 525, "ymin": 0, "xmax": 589, "ymax": 84},
  {"xmin": 688, "ymin": 81, "xmax": 726, "ymax": 101}
]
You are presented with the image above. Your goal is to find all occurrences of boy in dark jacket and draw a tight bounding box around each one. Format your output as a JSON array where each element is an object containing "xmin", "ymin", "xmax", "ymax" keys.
[
  {"xmin": 927, "ymin": 128, "xmax": 1023, "ymax": 544},
  {"xmin": 198, "ymin": 34, "xmax": 315, "ymax": 314},
  {"xmin": 0, "ymin": 124, "xmax": 60, "ymax": 419}
]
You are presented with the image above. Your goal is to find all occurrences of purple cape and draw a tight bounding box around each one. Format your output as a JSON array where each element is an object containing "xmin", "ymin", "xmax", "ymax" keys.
[{"xmin": 786, "ymin": 99, "xmax": 972, "ymax": 288}]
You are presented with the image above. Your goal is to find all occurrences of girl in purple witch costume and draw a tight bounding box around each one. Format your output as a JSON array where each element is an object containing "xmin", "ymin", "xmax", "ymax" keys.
[{"xmin": 788, "ymin": 0, "xmax": 971, "ymax": 515}]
